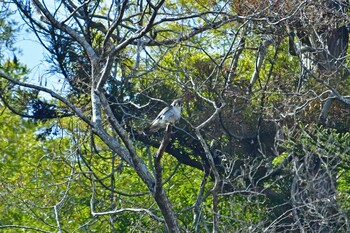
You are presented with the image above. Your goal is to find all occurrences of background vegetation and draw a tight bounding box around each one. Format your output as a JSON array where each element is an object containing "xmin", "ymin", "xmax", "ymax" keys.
[{"xmin": 0, "ymin": 0, "xmax": 350, "ymax": 232}]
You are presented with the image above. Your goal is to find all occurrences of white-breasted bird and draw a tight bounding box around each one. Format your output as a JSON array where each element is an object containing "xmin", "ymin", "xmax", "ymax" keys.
[{"xmin": 144, "ymin": 99, "xmax": 182, "ymax": 133}]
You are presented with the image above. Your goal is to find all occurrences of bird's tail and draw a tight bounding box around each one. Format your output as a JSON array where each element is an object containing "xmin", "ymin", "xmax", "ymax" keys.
[
  {"xmin": 143, "ymin": 124, "xmax": 160, "ymax": 134},
  {"xmin": 143, "ymin": 126, "xmax": 151, "ymax": 135}
]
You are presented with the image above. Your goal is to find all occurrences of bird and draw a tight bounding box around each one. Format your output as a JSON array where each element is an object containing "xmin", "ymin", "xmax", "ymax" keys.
[{"xmin": 144, "ymin": 99, "xmax": 182, "ymax": 133}]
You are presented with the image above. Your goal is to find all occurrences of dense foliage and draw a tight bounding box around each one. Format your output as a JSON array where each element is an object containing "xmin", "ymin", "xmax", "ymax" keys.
[{"xmin": 0, "ymin": 0, "xmax": 350, "ymax": 232}]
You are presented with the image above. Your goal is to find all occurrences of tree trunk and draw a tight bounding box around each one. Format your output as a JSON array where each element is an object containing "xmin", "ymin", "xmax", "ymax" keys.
[{"xmin": 153, "ymin": 125, "xmax": 181, "ymax": 232}]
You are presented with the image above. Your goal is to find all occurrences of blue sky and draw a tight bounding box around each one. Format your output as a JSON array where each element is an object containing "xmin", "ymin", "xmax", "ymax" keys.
[
  {"xmin": 8, "ymin": 1, "xmax": 65, "ymax": 95},
  {"xmin": 15, "ymin": 30, "xmax": 45, "ymax": 71},
  {"xmin": 11, "ymin": 13, "xmax": 47, "ymax": 77},
  {"xmin": 9, "ymin": 10, "xmax": 67, "ymax": 99},
  {"xmin": 9, "ymin": 2, "xmax": 47, "ymax": 70}
]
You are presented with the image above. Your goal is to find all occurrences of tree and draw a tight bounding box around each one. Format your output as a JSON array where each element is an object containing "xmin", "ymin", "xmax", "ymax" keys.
[{"xmin": 1, "ymin": 0, "xmax": 350, "ymax": 232}]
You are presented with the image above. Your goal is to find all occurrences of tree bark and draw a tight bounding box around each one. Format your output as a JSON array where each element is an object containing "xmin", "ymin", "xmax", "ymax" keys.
[{"xmin": 153, "ymin": 125, "xmax": 181, "ymax": 232}]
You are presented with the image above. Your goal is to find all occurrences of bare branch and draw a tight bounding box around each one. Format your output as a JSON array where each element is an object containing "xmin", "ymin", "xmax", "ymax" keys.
[
  {"xmin": 31, "ymin": 0, "xmax": 98, "ymax": 62},
  {"xmin": 60, "ymin": 0, "xmax": 91, "ymax": 25},
  {"xmin": 110, "ymin": 0, "xmax": 165, "ymax": 56},
  {"xmin": 0, "ymin": 224, "xmax": 51, "ymax": 233},
  {"xmin": 0, "ymin": 69, "xmax": 92, "ymax": 126},
  {"xmin": 152, "ymin": 124, "xmax": 181, "ymax": 232},
  {"xmin": 90, "ymin": 175, "xmax": 164, "ymax": 222},
  {"xmin": 54, "ymin": 205, "xmax": 62, "ymax": 233},
  {"xmin": 249, "ymin": 38, "xmax": 273, "ymax": 93},
  {"xmin": 102, "ymin": 0, "xmax": 129, "ymax": 48}
]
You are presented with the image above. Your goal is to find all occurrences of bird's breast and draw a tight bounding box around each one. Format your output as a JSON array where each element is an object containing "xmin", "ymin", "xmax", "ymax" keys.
[{"xmin": 173, "ymin": 107, "xmax": 181, "ymax": 120}]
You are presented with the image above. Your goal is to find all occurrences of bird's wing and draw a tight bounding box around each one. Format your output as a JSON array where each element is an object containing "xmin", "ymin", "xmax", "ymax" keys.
[
  {"xmin": 153, "ymin": 105, "xmax": 173, "ymax": 121},
  {"xmin": 144, "ymin": 105, "xmax": 177, "ymax": 134}
]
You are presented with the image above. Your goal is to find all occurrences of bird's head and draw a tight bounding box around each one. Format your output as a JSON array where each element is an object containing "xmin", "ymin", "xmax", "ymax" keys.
[{"xmin": 171, "ymin": 99, "xmax": 182, "ymax": 108}]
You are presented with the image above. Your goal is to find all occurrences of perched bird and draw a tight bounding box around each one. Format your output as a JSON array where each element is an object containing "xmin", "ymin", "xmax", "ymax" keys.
[{"xmin": 144, "ymin": 99, "xmax": 182, "ymax": 133}]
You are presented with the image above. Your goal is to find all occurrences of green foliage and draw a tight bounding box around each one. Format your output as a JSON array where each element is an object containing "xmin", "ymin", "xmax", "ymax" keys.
[
  {"xmin": 0, "ymin": 6, "xmax": 18, "ymax": 62},
  {"xmin": 1, "ymin": 0, "xmax": 350, "ymax": 231},
  {"xmin": 0, "ymin": 111, "xmax": 77, "ymax": 228},
  {"xmin": 272, "ymin": 151, "xmax": 288, "ymax": 167},
  {"xmin": 282, "ymin": 125, "xmax": 350, "ymax": 159}
]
